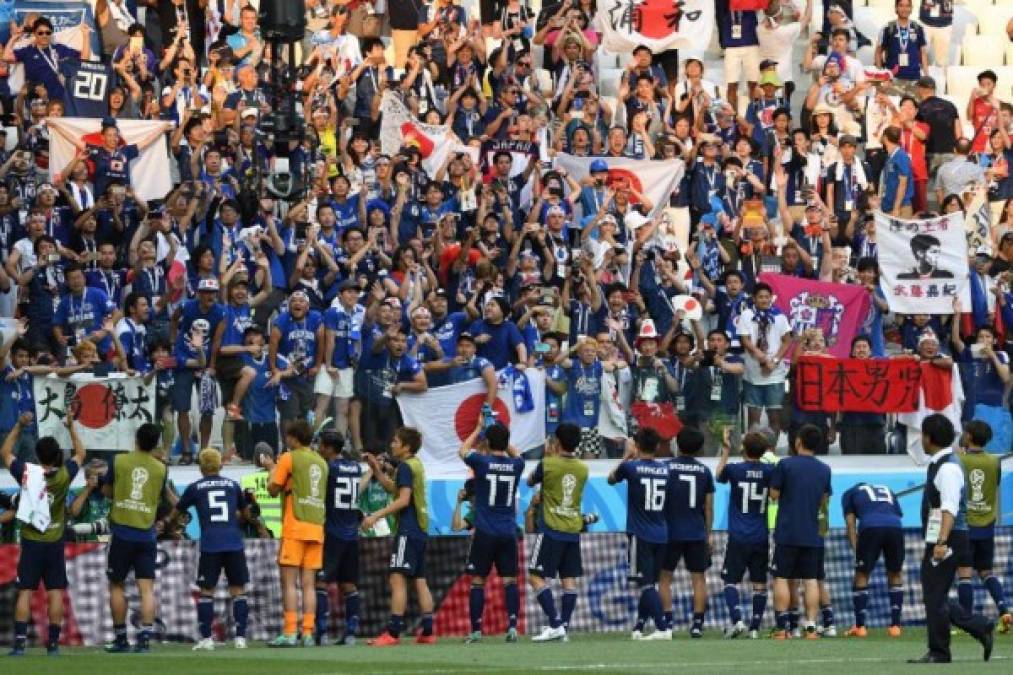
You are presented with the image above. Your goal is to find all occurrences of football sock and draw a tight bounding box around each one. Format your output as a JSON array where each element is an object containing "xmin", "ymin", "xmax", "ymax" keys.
[
  {"xmin": 387, "ymin": 614, "xmax": 404, "ymax": 638},
  {"xmin": 853, "ymin": 588, "xmax": 869, "ymax": 628},
  {"xmin": 283, "ymin": 610, "xmax": 297, "ymax": 636},
  {"xmin": 561, "ymin": 590, "xmax": 578, "ymax": 628},
  {"xmin": 888, "ymin": 586, "xmax": 904, "ymax": 626},
  {"xmin": 788, "ymin": 610, "xmax": 800, "ymax": 631},
  {"xmin": 644, "ymin": 587, "xmax": 665, "ymax": 631},
  {"xmin": 139, "ymin": 623, "xmax": 153, "ymax": 646},
  {"xmin": 233, "ymin": 595, "xmax": 249, "ymax": 638},
  {"xmin": 113, "ymin": 624, "xmax": 128, "ymax": 644},
  {"xmin": 420, "ymin": 613, "xmax": 434, "ymax": 637},
  {"xmin": 723, "ymin": 585, "xmax": 742, "ymax": 624},
  {"xmin": 983, "ymin": 576, "xmax": 1008, "ymax": 614},
  {"xmin": 821, "ymin": 604, "xmax": 835, "ymax": 628},
  {"xmin": 47, "ymin": 623, "xmax": 61, "ymax": 648},
  {"xmin": 504, "ymin": 583, "xmax": 519, "ymax": 629},
  {"xmin": 691, "ymin": 612, "xmax": 705, "ymax": 633},
  {"xmin": 957, "ymin": 579, "xmax": 974, "ymax": 614},
  {"xmin": 469, "ymin": 585, "xmax": 485, "ymax": 634},
  {"xmin": 663, "ymin": 611, "xmax": 674, "ymax": 631},
  {"xmin": 197, "ymin": 596, "xmax": 214, "ymax": 639},
  {"xmin": 13, "ymin": 621, "xmax": 27, "ymax": 650},
  {"xmin": 537, "ymin": 587, "xmax": 560, "ymax": 628},
  {"xmin": 775, "ymin": 611, "xmax": 789, "ymax": 631},
  {"xmin": 301, "ymin": 612, "xmax": 315, "ymax": 636},
  {"xmin": 315, "ymin": 590, "xmax": 329, "ymax": 637},
  {"xmin": 345, "ymin": 592, "xmax": 360, "ymax": 635},
  {"xmin": 750, "ymin": 593, "xmax": 767, "ymax": 630},
  {"xmin": 634, "ymin": 592, "xmax": 647, "ymax": 632}
]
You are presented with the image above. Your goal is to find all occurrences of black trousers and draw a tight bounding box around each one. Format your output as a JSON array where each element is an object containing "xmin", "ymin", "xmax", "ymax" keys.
[{"xmin": 920, "ymin": 532, "xmax": 992, "ymax": 660}]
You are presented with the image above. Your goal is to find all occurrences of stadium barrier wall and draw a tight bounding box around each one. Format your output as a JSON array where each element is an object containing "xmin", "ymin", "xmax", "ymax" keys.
[{"xmin": 1, "ymin": 530, "xmax": 1011, "ymax": 645}]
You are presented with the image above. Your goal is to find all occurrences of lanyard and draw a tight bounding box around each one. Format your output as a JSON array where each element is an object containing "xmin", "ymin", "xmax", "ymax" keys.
[
  {"xmin": 843, "ymin": 163, "xmax": 854, "ymax": 199},
  {"xmin": 102, "ymin": 270, "xmax": 115, "ymax": 297},
  {"xmin": 703, "ymin": 165, "xmax": 717, "ymax": 192},
  {"xmin": 37, "ymin": 46, "xmax": 60, "ymax": 76},
  {"xmin": 896, "ymin": 25, "xmax": 910, "ymax": 52}
]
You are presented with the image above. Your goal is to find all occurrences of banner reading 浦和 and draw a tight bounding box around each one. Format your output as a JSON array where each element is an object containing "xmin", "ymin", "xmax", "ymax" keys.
[
  {"xmin": 596, "ymin": 0, "xmax": 714, "ymax": 54},
  {"xmin": 876, "ymin": 211, "xmax": 969, "ymax": 314},
  {"xmin": 33, "ymin": 375, "xmax": 156, "ymax": 451},
  {"xmin": 794, "ymin": 356, "xmax": 922, "ymax": 413}
]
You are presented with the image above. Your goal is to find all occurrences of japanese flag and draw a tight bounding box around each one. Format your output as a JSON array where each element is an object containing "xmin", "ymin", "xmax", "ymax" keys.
[{"xmin": 898, "ymin": 363, "xmax": 964, "ymax": 464}]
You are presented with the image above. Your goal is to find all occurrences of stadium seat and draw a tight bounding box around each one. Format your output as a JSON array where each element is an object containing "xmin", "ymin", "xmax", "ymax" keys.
[
  {"xmin": 854, "ymin": 6, "xmax": 894, "ymax": 45},
  {"xmin": 974, "ymin": 6, "xmax": 1009, "ymax": 36},
  {"xmin": 954, "ymin": 0, "xmax": 996, "ymax": 21},
  {"xmin": 599, "ymin": 68, "xmax": 624, "ymax": 98},
  {"xmin": 950, "ymin": 7, "xmax": 981, "ymax": 60},
  {"xmin": 961, "ymin": 34, "xmax": 1004, "ymax": 66},
  {"xmin": 945, "ymin": 65, "xmax": 980, "ymax": 105},
  {"xmin": 993, "ymin": 66, "xmax": 1013, "ymax": 99}
]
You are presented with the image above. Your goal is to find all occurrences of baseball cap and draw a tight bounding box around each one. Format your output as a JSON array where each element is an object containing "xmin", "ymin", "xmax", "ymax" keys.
[
  {"xmin": 916, "ymin": 76, "xmax": 936, "ymax": 90},
  {"xmin": 547, "ymin": 205, "xmax": 566, "ymax": 217},
  {"xmin": 338, "ymin": 278, "xmax": 359, "ymax": 292},
  {"xmin": 241, "ymin": 107, "xmax": 258, "ymax": 118},
  {"xmin": 759, "ymin": 59, "xmax": 778, "ymax": 71},
  {"xmin": 101, "ymin": 116, "xmax": 118, "ymax": 130},
  {"xmin": 197, "ymin": 278, "xmax": 220, "ymax": 293},
  {"xmin": 590, "ymin": 158, "xmax": 609, "ymax": 173},
  {"xmin": 432, "ymin": 288, "xmax": 449, "ymax": 299},
  {"xmin": 839, "ymin": 134, "xmax": 858, "ymax": 147}
]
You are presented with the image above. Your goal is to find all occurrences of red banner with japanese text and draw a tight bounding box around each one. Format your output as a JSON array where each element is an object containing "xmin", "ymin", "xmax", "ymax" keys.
[{"xmin": 794, "ymin": 356, "xmax": 923, "ymax": 413}]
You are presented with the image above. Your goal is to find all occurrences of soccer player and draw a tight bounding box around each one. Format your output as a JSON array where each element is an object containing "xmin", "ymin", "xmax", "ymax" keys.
[
  {"xmin": 315, "ymin": 430, "xmax": 365, "ymax": 646},
  {"xmin": 3, "ymin": 412, "xmax": 84, "ymax": 656},
  {"xmin": 608, "ymin": 427, "xmax": 671, "ymax": 641},
  {"xmin": 958, "ymin": 421, "xmax": 1010, "ymax": 632},
  {"xmin": 361, "ymin": 427, "xmax": 437, "ymax": 646},
  {"xmin": 103, "ymin": 423, "xmax": 169, "ymax": 653},
  {"xmin": 769, "ymin": 424, "xmax": 832, "ymax": 640},
  {"xmin": 660, "ymin": 427, "xmax": 715, "ymax": 638},
  {"xmin": 715, "ymin": 429, "xmax": 773, "ymax": 639},
  {"xmin": 841, "ymin": 481, "xmax": 905, "ymax": 637},
  {"xmin": 528, "ymin": 422, "xmax": 588, "ymax": 642},
  {"xmin": 172, "ymin": 448, "xmax": 250, "ymax": 651},
  {"xmin": 262, "ymin": 420, "xmax": 328, "ymax": 647},
  {"xmin": 459, "ymin": 422, "xmax": 525, "ymax": 643}
]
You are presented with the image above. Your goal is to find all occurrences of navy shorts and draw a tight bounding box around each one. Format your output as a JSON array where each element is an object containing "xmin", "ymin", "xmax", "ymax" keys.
[
  {"xmin": 467, "ymin": 531, "xmax": 519, "ymax": 578},
  {"xmin": 389, "ymin": 534, "xmax": 426, "ymax": 578},
  {"xmin": 816, "ymin": 546, "xmax": 826, "ymax": 581},
  {"xmin": 663, "ymin": 540, "xmax": 711, "ymax": 574},
  {"xmin": 197, "ymin": 549, "xmax": 249, "ymax": 589},
  {"xmin": 966, "ymin": 537, "xmax": 995, "ymax": 571},
  {"xmin": 171, "ymin": 368, "xmax": 198, "ymax": 413},
  {"xmin": 721, "ymin": 539, "xmax": 769, "ymax": 584},
  {"xmin": 107, "ymin": 536, "xmax": 157, "ymax": 582},
  {"xmin": 627, "ymin": 535, "xmax": 666, "ymax": 585},
  {"xmin": 528, "ymin": 533, "xmax": 582, "ymax": 579},
  {"xmin": 855, "ymin": 527, "xmax": 905, "ymax": 575},
  {"xmin": 16, "ymin": 539, "xmax": 67, "ymax": 590},
  {"xmin": 319, "ymin": 536, "xmax": 360, "ymax": 585},
  {"xmin": 771, "ymin": 544, "xmax": 820, "ymax": 580}
]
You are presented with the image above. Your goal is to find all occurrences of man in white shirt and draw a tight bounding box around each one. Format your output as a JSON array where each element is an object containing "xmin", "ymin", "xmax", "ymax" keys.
[{"xmin": 736, "ymin": 281, "xmax": 793, "ymax": 442}]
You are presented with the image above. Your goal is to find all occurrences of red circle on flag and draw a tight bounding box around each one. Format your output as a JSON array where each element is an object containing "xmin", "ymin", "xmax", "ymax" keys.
[
  {"xmin": 606, "ymin": 168, "xmax": 645, "ymax": 203},
  {"xmin": 637, "ymin": 0, "xmax": 681, "ymax": 40},
  {"xmin": 685, "ymin": 298, "xmax": 698, "ymax": 311},
  {"xmin": 71, "ymin": 384, "xmax": 115, "ymax": 429},
  {"xmin": 453, "ymin": 394, "xmax": 511, "ymax": 440}
]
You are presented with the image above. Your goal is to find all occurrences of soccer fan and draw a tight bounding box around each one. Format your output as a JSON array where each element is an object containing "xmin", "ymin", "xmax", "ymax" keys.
[
  {"xmin": 458, "ymin": 421, "xmax": 525, "ymax": 643},
  {"xmin": 527, "ymin": 422, "xmax": 588, "ymax": 642},
  {"xmin": 660, "ymin": 427, "xmax": 715, "ymax": 638},
  {"xmin": 103, "ymin": 423, "xmax": 169, "ymax": 653},
  {"xmin": 608, "ymin": 427, "xmax": 671, "ymax": 641},
  {"xmin": 172, "ymin": 448, "xmax": 250, "ymax": 650},
  {"xmin": 2, "ymin": 411, "xmax": 84, "ymax": 656},
  {"xmin": 910, "ymin": 415, "xmax": 993, "ymax": 663},
  {"xmin": 769, "ymin": 424, "xmax": 832, "ymax": 639},
  {"xmin": 262, "ymin": 420, "xmax": 328, "ymax": 647},
  {"xmin": 957, "ymin": 420, "xmax": 1011, "ymax": 631},
  {"xmin": 715, "ymin": 429, "xmax": 773, "ymax": 639},
  {"xmin": 315, "ymin": 430, "xmax": 365, "ymax": 646},
  {"xmin": 841, "ymin": 482, "xmax": 905, "ymax": 637},
  {"xmin": 361, "ymin": 427, "xmax": 436, "ymax": 646}
]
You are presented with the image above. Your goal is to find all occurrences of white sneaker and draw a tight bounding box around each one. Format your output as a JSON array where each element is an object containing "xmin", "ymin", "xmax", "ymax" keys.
[
  {"xmin": 724, "ymin": 620, "xmax": 748, "ymax": 639},
  {"xmin": 234, "ymin": 637, "xmax": 247, "ymax": 649},
  {"xmin": 192, "ymin": 638, "xmax": 215, "ymax": 651},
  {"xmin": 791, "ymin": 628, "xmax": 801, "ymax": 638},
  {"xmin": 532, "ymin": 625, "xmax": 567, "ymax": 642},
  {"xmin": 642, "ymin": 629, "xmax": 672, "ymax": 641},
  {"xmin": 749, "ymin": 629, "xmax": 760, "ymax": 639},
  {"xmin": 822, "ymin": 625, "xmax": 837, "ymax": 638},
  {"xmin": 631, "ymin": 630, "xmax": 643, "ymax": 641}
]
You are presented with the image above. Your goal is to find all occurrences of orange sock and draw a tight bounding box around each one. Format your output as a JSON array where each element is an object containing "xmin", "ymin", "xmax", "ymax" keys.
[
  {"xmin": 284, "ymin": 610, "xmax": 297, "ymax": 635},
  {"xmin": 302, "ymin": 613, "xmax": 315, "ymax": 635}
]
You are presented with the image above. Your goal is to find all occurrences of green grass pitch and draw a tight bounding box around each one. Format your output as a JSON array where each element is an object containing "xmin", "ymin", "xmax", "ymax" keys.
[{"xmin": 5, "ymin": 630, "xmax": 1009, "ymax": 674}]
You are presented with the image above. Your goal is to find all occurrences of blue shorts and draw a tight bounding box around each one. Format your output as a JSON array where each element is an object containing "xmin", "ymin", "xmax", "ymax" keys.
[
  {"xmin": 721, "ymin": 539, "xmax": 769, "ymax": 584},
  {"xmin": 663, "ymin": 540, "xmax": 711, "ymax": 574},
  {"xmin": 107, "ymin": 536, "xmax": 157, "ymax": 582},
  {"xmin": 197, "ymin": 549, "xmax": 249, "ymax": 589},
  {"xmin": 467, "ymin": 531, "xmax": 518, "ymax": 579},
  {"xmin": 855, "ymin": 527, "xmax": 905, "ymax": 575},
  {"xmin": 528, "ymin": 533, "xmax": 582, "ymax": 579},
  {"xmin": 743, "ymin": 381, "xmax": 785, "ymax": 409},
  {"xmin": 771, "ymin": 544, "xmax": 820, "ymax": 580},
  {"xmin": 389, "ymin": 534, "xmax": 426, "ymax": 578},
  {"xmin": 171, "ymin": 368, "xmax": 198, "ymax": 413},
  {"xmin": 627, "ymin": 535, "xmax": 666, "ymax": 585},
  {"xmin": 319, "ymin": 536, "xmax": 359, "ymax": 585},
  {"xmin": 16, "ymin": 539, "xmax": 67, "ymax": 590},
  {"xmin": 962, "ymin": 536, "xmax": 995, "ymax": 571}
]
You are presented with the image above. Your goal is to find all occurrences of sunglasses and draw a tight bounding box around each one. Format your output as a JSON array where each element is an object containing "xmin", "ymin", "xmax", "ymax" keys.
[{"xmin": 35, "ymin": 30, "xmax": 52, "ymax": 36}]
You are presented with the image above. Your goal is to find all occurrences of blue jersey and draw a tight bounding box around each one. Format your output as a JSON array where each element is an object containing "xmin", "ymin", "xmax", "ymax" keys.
[
  {"xmin": 771, "ymin": 455, "xmax": 832, "ymax": 547},
  {"xmin": 465, "ymin": 452, "xmax": 524, "ymax": 537},
  {"xmin": 221, "ymin": 302, "xmax": 254, "ymax": 347},
  {"xmin": 177, "ymin": 476, "xmax": 246, "ymax": 553},
  {"xmin": 273, "ymin": 310, "xmax": 323, "ymax": 372},
  {"xmin": 432, "ymin": 312, "xmax": 468, "ymax": 357},
  {"xmin": 841, "ymin": 483, "xmax": 903, "ymax": 531},
  {"xmin": 324, "ymin": 303, "xmax": 365, "ymax": 368},
  {"xmin": 562, "ymin": 359, "xmax": 603, "ymax": 427},
  {"xmin": 717, "ymin": 461, "xmax": 773, "ymax": 545},
  {"xmin": 54, "ymin": 286, "xmax": 113, "ymax": 354},
  {"xmin": 665, "ymin": 456, "xmax": 714, "ymax": 542},
  {"xmin": 614, "ymin": 459, "xmax": 670, "ymax": 544},
  {"xmin": 62, "ymin": 60, "xmax": 113, "ymax": 117},
  {"xmin": 241, "ymin": 353, "xmax": 283, "ymax": 423},
  {"xmin": 325, "ymin": 458, "xmax": 364, "ymax": 540}
]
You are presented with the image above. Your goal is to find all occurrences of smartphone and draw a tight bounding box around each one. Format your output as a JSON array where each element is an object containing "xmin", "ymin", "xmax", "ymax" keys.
[
  {"xmin": 295, "ymin": 222, "xmax": 309, "ymax": 240},
  {"xmin": 130, "ymin": 36, "xmax": 143, "ymax": 54},
  {"xmin": 47, "ymin": 253, "xmax": 60, "ymax": 263}
]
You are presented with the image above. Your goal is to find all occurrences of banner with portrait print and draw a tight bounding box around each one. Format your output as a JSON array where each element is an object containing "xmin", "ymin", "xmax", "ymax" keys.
[
  {"xmin": 33, "ymin": 374, "xmax": 156, "ymax": 451},
  {"xmin": 875, "ymin": 211, "xmax": 970, "ymax": 314}
]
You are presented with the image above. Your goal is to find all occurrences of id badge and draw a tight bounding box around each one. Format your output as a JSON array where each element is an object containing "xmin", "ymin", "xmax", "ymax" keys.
[
  {"xmin": 419, "ymin": 98, "xmax": 429, "ymax": 115},
  {"xmin": 899, "ymin": 53, "xmax": 909, "ymax": 68},
  {"xmin": 676, "ymin": 395, "xmax": 686, "ymax": 412},
  {"xmin": 925, "ymin": 508, "xmax": 943, "ymax": 542},
  {"xmin": 731, "ymin": 24, "xmax": 742, "ymax": 40},
  {"xmin": 583, "ymin": 399, "xmax": 596, "ymax": 417},
  {"xmin": 844, "ymin": 199, "xmax": 854, "ymax": 211},
  {"xmin": 710, "ymin": 378, "xmax": 722, "ymax": 402}
]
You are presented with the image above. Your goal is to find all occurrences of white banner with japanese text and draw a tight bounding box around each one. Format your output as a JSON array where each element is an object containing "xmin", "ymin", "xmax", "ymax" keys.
[
  {"xmin": 33, "ymin": 375, "xmax": 156, "ymax": 451},
  {"xmin": 875, "ymin": 211, "xmax": 970, "ymax": 314},
  {"xmin": 596, "ymin": 0, "xmax": 714, "ymax": 53}
]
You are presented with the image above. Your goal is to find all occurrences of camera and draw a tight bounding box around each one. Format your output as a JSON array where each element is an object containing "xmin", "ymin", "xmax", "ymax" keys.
[{"xmin": 71, "ymin": 518, "xmax": 110, "ymax": 537}]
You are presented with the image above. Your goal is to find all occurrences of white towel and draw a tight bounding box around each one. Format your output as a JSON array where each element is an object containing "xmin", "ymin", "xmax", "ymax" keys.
[
  {"xmin": 15, "ymin": 463, "xmax": 52, "ymax": 533},
  {"xmin": 834, "ymin": 158, "xmax": 869, "ymax": 191}
]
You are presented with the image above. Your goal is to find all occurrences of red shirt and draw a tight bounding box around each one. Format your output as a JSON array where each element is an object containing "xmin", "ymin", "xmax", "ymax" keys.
[
  {"xmin": 900, "ymin": 122, "xmax": 930, "ymax": 181},
  {"xmin": 970, "ymin": 95, "xmax": 998, "ymax": 154}
]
